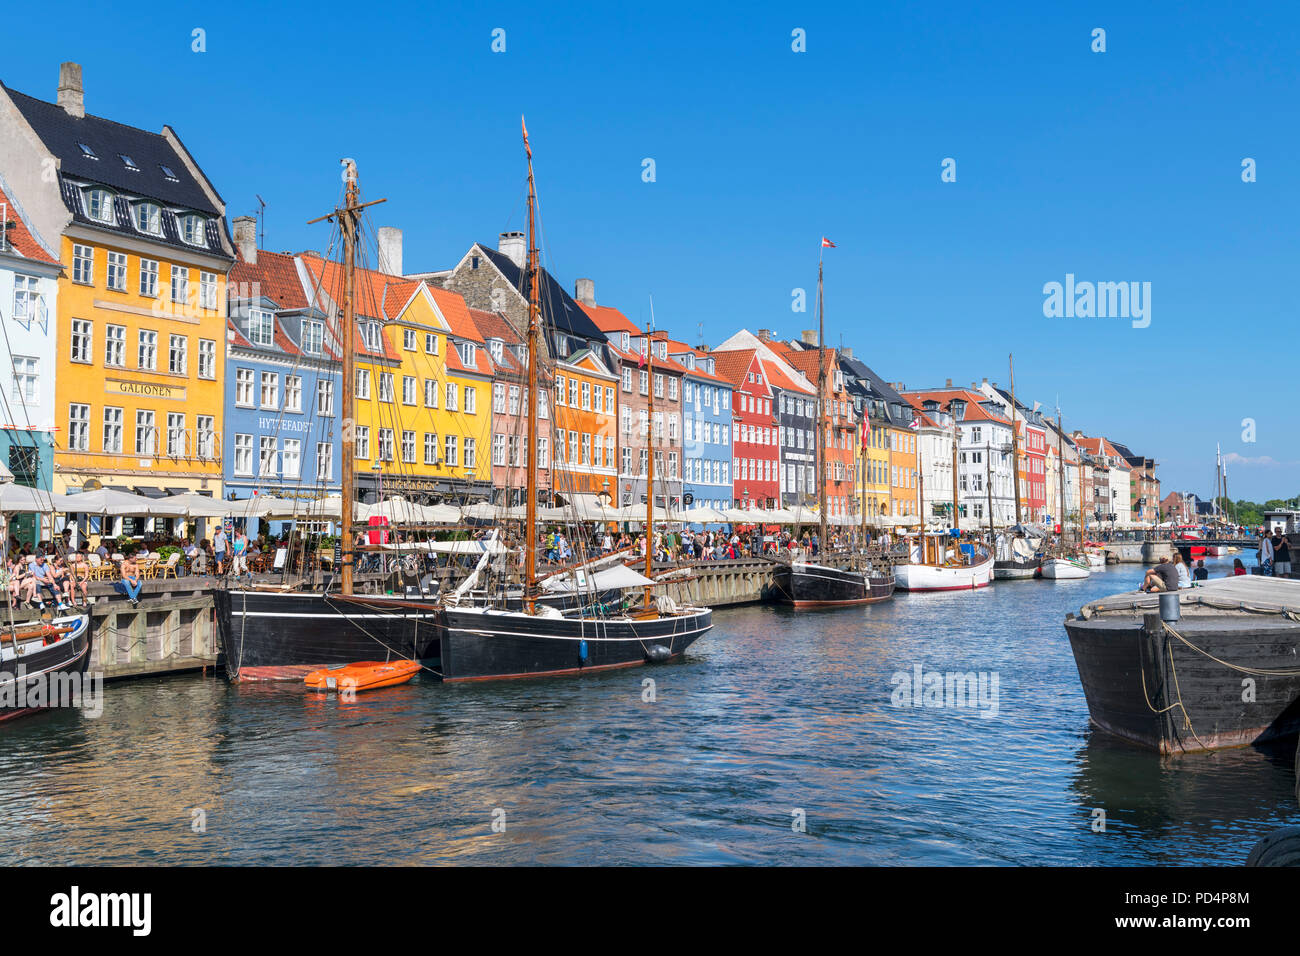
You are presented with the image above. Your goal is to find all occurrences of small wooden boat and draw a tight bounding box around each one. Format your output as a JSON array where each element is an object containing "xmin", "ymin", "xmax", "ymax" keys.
[
  {"xmin": 1040, "ymin": 555, "xmax": 1091, "ymax": 579},
  {"xmin": 304, "ymin": 659, "xmax": 421, "ymax": 692}
]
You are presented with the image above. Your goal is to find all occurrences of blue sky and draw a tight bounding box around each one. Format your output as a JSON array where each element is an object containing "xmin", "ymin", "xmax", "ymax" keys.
[{"xmin": 6, "ymin": 1, "xmax": 1297, "ymax": 500}]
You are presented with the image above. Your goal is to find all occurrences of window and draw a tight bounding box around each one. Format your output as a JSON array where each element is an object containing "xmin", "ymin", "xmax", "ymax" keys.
[
  {"xmin": 235, "ymin": 368, "xmax": 255, "ymax": 406},
  {"xmin": 425, "ymin": 333, "xmax": 438, "ymax": 355},
  {"xmin": 159, "ymin": 163, "xmax": 178, "ymax": 181},
  {"xmin": 461, "ymin": 343, "xmax": 476, "ymax": 367},
  {"xmin": 493, "ymin": 383, "xmax": 505, "ymax": 413},
  {"xmin": 401, "ymin": 430, "xmax": 416, "ymax": 464},
  {"xmin": 316, "ymin": 443, "xmax": 333, "ymax": 480},
  {"xmin": 135, "ymin": 203, "xmax": 162, "ymax": 235},
  {"xmin": 640, "ymin": 370, "xmax": 649, "ymax": 395},
  {"xmin": 103, "ymin": 407, "xmax": 123, "ymax": 454},
  {"xmin": 493, "ymin": 434, "xmax": 507, "ymax": 466},
  {"xmin": 378, "ymin": 372, "xmax": 394, "ymax": 403},
  {"xmin": 355, "ymin": 369, "xmax": 370, "ymax": 399},
  {"xmin": 425, "ymin": 433, "xmax": 438, "ymax": 465},
  {"xmin": 489, "ymin": 339, "xmax": 503, "ymax": 363},
  {"xmin": 537, "ymin": 436, "xmax": 548, "ymax": 469},
  {"xmin": 443, "ymin": 435, "xmax": 458, "ymax": 467},
  {"xmin": 260, "ymin": 371, "xmax": 278, "ymax": 408},
  {"xmin": 285, "ymin": 375, "xmax": 302, "ymax": 413},
  {"xmin": 378, "ymin": 428, "xmax": 394, "ymax": 462},
  {"xmin": 139, "ymin": 258, "xmax": 158, "ymax": 297},
  {"xmin": 10, "ymin": 356, "xmax": 37, "ymax": 405},
  {"xmin": 622, "ymin": 368, "xmax": 632, "ymax": 392},
  {"xmin": 12, "ymin": 274, "xmax": 43, "ymax": 326},
  {"xmin": 282, "ymin": 439, "xmax": 301, "ymax": 478},
  {"xmin": 316, "ymin": 379, "xmax": 334, "ymax": 416},
  {"xmin": 424, "ymin": 379, "xmax": 437, "ymax": 408},
  {"xmin": 234, "ymin": 434, "xmax": 253, "ymax": 475},
  {"xmin": 168, "ymin": 334, "xmax": 187, "ymax": 375},
  {"xmin": 106, "ymin": 251, "xmax": 127, "ymax": 291},
  {"xmin": 170, "ymin": 266, "xmax": 188, "ymax": 304},
  {"xmin": 569, "ymin": 378, "xmax": 579, "ymax": 407},
  {"xmin": 508, "ymin": 386, "xmax": 520, "ymax": 416},
  {"xmin": 302, "ymin": 320, "xmax": 324, "ymax": 355},
  {"xmin": 464, "ymin": 437, "xmax": 476, "ymax": 470},
  {"xmin": 581, "ymin": 381, "xmax": 590, "ymax": 410},
  {"xmin": 605, "ymin": 387, "xmax": 614, "ymax": 415},
  {"xmin": 70, "ymin": 320, "xmax": 92, "ymax": 363},
  {"xmin": 72, "ymin": 244, "xmax": 93, "ymax": 285},
  {"xmin": 668, "ymin": 378, "xmax": 678, "ymax": 401},
  {"xmin": 135, "ymin": 410, "xmax": 156, "ymax": 455},
  {"xmin": 402, "ymin": 376, "xmax": 416, "ymax": 405},
  {"xmin": 403, "ymin": 329, "xmax": 417, "ymax": 351},
  {"xmin": 85, "ymin": 189, "xmax": 114, "ymax": 223},
  {"xmin": 464, "ymin": 386, "xmax": 476, "ymax": 413},
  {"xmin": 68, "ymin": 404, "xmax": 89, "ymax": 451},
  {"xmin": 363, "ymin": 322, "xmax": 381, "ymax": 351},
  {"xmin": 445, "ymin": 382, "xmax": 458, "ymax": 411},
  {"xmin": 78, "ymin": 143, "xmax": 98, "ymax": 159},
  {"xmin": 259, "ymin": 436, "xmax": 277, "ymax": 476},
  {"xmin": 199, "ymin": 271, "xmax": 217, "ymax": 310},
  {"xmin": 354, "ymin": 426, "xmax": 370, "ymax": 460},
  {"xmin": 198, "ymin": 339, "xmax": 216, "ymax": 379},
  {"xmin": 166, "ymin": 412, "xmax": 186, "ymax": 456},
  {"xmin": 249, "ymin": 309, "xmax": 273, "ymax": 347},
  {"xmin": 180, "ymin": 214, "xmax": 205, "ymax": 246},
  {"xmin": 197, "ymin": 416, "xmax": 215, "ymax": 458},
  {"xmin": 120, "ymin": 154, "xmax": 138, "ymax": 170}
]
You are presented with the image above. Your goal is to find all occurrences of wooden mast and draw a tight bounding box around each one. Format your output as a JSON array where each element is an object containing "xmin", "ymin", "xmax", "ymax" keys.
[
  {"xmin": 644, "ymin": 315, "xmax": 656, "ymax": 611},
  {"xmin": 950, "ymin": 412, "xmax": 960, "ymax": 533},
  {"xmin": 1008, "ymin": 353, "xmax": 1022, "ymax": 525},
  {"xmin": 523, "ymin": 118, "xmax": 540, "ymax": 612},
  {"xmin": 308, "ymin": 159, "xmax": 385, "ymax": 597},
  {"xmin": 1056, "ymin": 410, "xmax": 1066, "ymax": 550},
  {"xmin": 917, "ymin": 465, "xmax": 927, "ymax": 565},
  {"xmin": 985, "ymin": 443, "xmax": 994, "ymax": 539},
  {"xmin": 816, "ymin": 252, "xmax": 828, "ymax": 553},
  {"xmin": 1077, "ymin": 436, "xmax": 1085, "ymax": 547}
]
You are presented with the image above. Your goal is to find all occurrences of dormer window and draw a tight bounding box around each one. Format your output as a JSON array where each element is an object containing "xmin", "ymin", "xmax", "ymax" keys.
[
  {"xmin": 84, "ymin": 188, "xmax": 115, "ymax": 224},
  {"xmin": 249, "ymin": 309, "xmax": 274, "ymax": 347},
  {"xmin": 621, "ymin": 331, "xmax": 629, "ymax": 350},
  {"xmin": 78, "ymin": 143, "xmax": 98, "ymax": 159},
  {"xmin": 179, "ymin": 213, "xmax": 205, "ymax": 245},
  {"xmin": 363, "ymin": 322, "xmax": 382, "ymax": 351},
  {"xmin": 134, "ymin": 202, "xmax": 162, "ymax": 235},
  {"xmin": 159, "ymin": 164, "xmax": 179, "ymax": 181},
  {"xmin": 489, "ymin": 339, "xmax": 503, "ymax": 362},
  {"xmin": 515, "ymin": 345, "xmax": 526, "ymax": 362},
  {"xmin": 120, "ymin": 154, "xmax": 138, "ymax": 171},
  {"xmin": 656, "ymin": 342, "xmax": 667, "ymax": 359},
  {"xmin": 461, "ymin": 342, "xmax": 476, "ymax": 367}
]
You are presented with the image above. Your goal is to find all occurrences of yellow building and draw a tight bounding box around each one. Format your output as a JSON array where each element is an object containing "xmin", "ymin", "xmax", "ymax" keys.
[
  {"xmin": 0, "ymin": 65, "xmax": 234, "ymax": 500},
  {"xmin": 299, "ymin": 255, "xmax": 493, "ymax": 502}
]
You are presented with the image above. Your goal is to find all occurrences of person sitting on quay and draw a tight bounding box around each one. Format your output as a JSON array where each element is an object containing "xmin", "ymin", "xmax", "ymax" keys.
[
  {"xmin": 116, "ymin": 552, "xmax": 144, "ymax": 607},
  {"xmin": 1173, "ymin": 551, "xmax": 1192, "ymax": 589},
  {"xmin": 28, "ymin": 553, "xmax": 67, "ymax": 611},
  {"xmin": 1141, "ymin": 558, "xmax": 1180, "ymax": 593},
  {"xmin": 1193, "ymin": 559, "xmax": 1209, "ymax": 582},
  {"xmin": 1274, "ymin": 532, "xmax": 1291, "ymax": 578},
  {"xmin": 62, "ymin": 554, "xmax": 90, "ymax": 607},
  {"xmin": 1233, "ymin": 558, "xmax": 1247, "ymax": 576}
]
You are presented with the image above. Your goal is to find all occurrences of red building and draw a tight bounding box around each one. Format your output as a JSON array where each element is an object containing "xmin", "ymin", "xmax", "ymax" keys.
[
  {"xmin": 1019, "ymin": 421, "xmax": 1048, "ymax": 522},
  {"xmin": 712, "ymin": 349, "xmax": 779, "ymax": 509}
]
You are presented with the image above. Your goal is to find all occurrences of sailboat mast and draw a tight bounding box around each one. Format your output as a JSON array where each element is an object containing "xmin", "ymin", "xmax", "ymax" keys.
[
  {"xmin": 644, "ymin": 320, "xmax": 655, "ymax": 609},
  {"xmin": 816, "ymin": 255, "xmax": 828, "ymax": 550},
  {"xmin": 338, "ymin": 168, "xmax": 359, "ymax": 596},
  {"xmin": 523, "ymin": 119, "xmax": 540, "ymax": 610},
  {"xmin": 950, "ymin": 415, "xmax": 960, "ymax": 532},
  {"xmin": 1009, "ymin": 353, "xmax": 1021, "ymax": 525},
  {"xmin": 1056, "ymin": 411, "xmax": 1066, "ymax": 545},
  {"xmin": 1077, "ymin": 438, "xmax": 1085, "ymax": 545},
  {"xmin": 985, "ymin": 446, "xmax": 994, "ymax": 539},
  {"xmin": 917, "ymin": 467, "xmax": 926, "ymax": 563}
]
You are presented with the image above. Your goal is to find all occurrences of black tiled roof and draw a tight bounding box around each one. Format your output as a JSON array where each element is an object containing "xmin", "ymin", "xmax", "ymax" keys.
[
  {"xmin": 5, "ymin": 85, "xmax": 219, "ymax": 214},
  {"xmin": 476, "ymin": 244, "xmax": 604, "ymax": 342}
]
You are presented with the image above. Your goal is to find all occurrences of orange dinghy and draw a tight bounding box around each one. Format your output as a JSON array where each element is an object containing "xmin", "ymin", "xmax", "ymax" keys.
[{"xmin": 304, "ymin": 660, "xmax": 421, "ymax": 692}]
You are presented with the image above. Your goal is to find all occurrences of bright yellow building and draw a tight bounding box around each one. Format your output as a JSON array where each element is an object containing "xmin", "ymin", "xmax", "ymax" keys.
[{"xmin": 0, "ymin": 65, "xmax": 234, "ymax": 500}]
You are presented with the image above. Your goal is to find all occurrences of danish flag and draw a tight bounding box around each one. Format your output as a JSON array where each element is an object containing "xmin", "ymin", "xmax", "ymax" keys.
[{"xmin": 821, "ymin": 237, "xmax": 836, "ymax": 248}]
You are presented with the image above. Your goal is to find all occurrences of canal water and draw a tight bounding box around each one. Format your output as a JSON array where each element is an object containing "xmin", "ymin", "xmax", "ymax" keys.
[{"xmin": 1, "ymin": 555, "xmax": 1295, "ymax": 865}]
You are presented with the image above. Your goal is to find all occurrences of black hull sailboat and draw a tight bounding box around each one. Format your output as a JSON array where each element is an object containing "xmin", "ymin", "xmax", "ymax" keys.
[
  {"xmin": 773, "ymin": 561, "xmax": 895, "ymax": 608},
  {"xmin": 215, "ymin": 590, "xmax": 439, "ymax": 682},
  {"xmin": 438, "ymin": 605, "xmax": 713, "ymax": 681},
  {"xmin": 0, "ymin": 614, "xmax": 92, "ymax": 722},
  {"xmin": 1064, "ymin": 577, "xmax": 1300, "ymax": 753}
]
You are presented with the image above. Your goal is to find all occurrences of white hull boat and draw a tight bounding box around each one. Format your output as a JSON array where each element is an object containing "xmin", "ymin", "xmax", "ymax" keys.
[{"xmin": 1040, "ymin": 556, "xmax": 1091, "ymax": 579}]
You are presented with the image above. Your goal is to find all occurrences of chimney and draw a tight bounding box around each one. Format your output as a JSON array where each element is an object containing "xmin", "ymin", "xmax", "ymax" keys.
[
  {"xmin": 945, "ymin": 378, "xmax": 953, "ymax": 387},
  {"xmin": 574, "ymin": 278, "xmax": 595, "ymax": 306},
  {"xmin": 756, "ymin": 329, "xmax": 774, "ymax": 342},
  {"xmin": 377, "ymin": 226, "xmax": 403, "ymax": 276},
  {"xmin": 232, "ymin": 216, "xmax": 257, "ymax": 265},
  {"xmin": 800, "ymin": 329, "xmax": 818, "ymax": 346},
  {"xmin": 841, "ymin": 346, "xmax": 853, "ymax": 360},
  {"xmin": 982, "ymin": 377, "xmax": 988, "ymax": 387},
  {"xmin": 57, "ymin": 62, "xmax": 84, "ymax": 119},
  {"xmin": 498, "ymin": 231, "xmax": 526, "ymax": 269}
]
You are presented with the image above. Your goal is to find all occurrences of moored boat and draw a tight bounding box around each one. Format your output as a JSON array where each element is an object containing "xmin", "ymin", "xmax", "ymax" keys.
[
  {"xmin": 1040, "ymin": 555, "xmax": 1090, "ymax": 579},
  {"xmin": 1064, "ymin": 577, "xmax": 1300, "ymax": 753},
  {"xmin": 894, "ymin": 535, "xmax": 994, "ymax": 591},
  {"xmin": 304, "ymin": 658, "xmax": 422, "ymax": 692},
  {"xmin": 773, "ymin": 559, "xmax": 895, "ymax": 607},
  {"xmin": 0, "ymin": 614, "xmax": 92, "ymax": 722}
]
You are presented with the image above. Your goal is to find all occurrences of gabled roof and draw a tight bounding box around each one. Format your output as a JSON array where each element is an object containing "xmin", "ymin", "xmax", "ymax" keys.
[
  {"xmin": 578, "ymin": 301, "xmax": 640, "ymax": 336},
  {"xmin": 473, "ymin": 244, "xmax": 604, "ymax": 341},
  {"xmin": 711, "ymin": 348, "xmax": 762, "ymax": 389},
  {"xmin": 0, "ymin": 179, "xmax": 58, "ymax": 266},
  {"xmin": 3, "ymin": 84, "xmax": 220, "ymax": 215},
  {"xmin": 229, "ymin": 249, "xmax": 310, "ymax": 310},
  {"xmin": 760, "ymin": 356, "xmax": 814, "ymax": 395},
  {"xmin": 901, "ymin": 387, "xmax": 1011, "ymax": 426},
  {"xmin": 468, "ymin": 307, "xmax": 523, "ymax": 345}
]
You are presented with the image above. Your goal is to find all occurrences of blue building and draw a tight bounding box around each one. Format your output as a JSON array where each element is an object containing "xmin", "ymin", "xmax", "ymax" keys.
[
  {"xmin": 225, "ymin": 223, "xmax": 341, "ymax": 509},
  {"xmin": 670, "ymin": 345, "xmax": 732, "ymax": 518}
]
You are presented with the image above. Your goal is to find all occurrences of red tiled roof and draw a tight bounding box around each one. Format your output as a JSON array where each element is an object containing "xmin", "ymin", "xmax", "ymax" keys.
[
  {"xmin": 468, "ymin": 307, "xmax": 524, "ymax": 345},
  {"xmin": 229, "ymin": 249, "xmax": 309, "ymax": 310},
  {"xmin": 711, "ymin": 349, "xmax": 760, "ymax": 388},
  {"xmin": 578, "ymin": 301, "xmax": 640, "ymax": 335},
  {"xmin": 0, "ymin": 183, "xmax": 58, "ymax": 266},
  {"xmin": 760, "ymin": 357, "xmax": 814, "ymax": 395},
  {"xmin": 428, "ymin": 285, "xmax": 483, "ymax": 344}
]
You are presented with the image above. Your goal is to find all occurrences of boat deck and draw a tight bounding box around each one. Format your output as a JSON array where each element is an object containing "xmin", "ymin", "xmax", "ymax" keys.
[{"xmin": 1077, "ymin": 576, "xmax": 1300, "ymax": 619}]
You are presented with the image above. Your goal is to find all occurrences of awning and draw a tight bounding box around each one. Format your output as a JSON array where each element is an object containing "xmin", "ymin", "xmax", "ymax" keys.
[
  {"xmin": 165, "ymin": 486, "xmax": 195, "ymax": 496},
  {"xmin": 134, "ymin": 486, "xmax": 167, "ymax": 498}
]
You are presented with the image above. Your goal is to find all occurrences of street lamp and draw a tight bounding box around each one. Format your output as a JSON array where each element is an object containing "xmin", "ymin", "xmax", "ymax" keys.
[{"xmin": 597, "ymin": 477, "xmax": 612, "ymax": 508}]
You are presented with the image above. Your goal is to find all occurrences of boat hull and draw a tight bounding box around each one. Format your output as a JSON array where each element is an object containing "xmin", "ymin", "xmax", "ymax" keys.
[
  {"xmin": 772, "ymin": 561, "xmax": 895, "ymax": 607},
  {"xmin": 0, "ymin": 615, "xmax": 92, "ymax": 722},
  {"xmin": 437, "ymin": 605, "xmax": 713, "ymax": 681},
  {"xmin": 894, "ymin": 557, "xmax": 994, "ymax": 591},
  {"xmin": 1064, "ymin": 613, "xmax": 1300, "ymax": 753},
  {"xmin": 214, "ymin": 590, "xmax": 440, "ymax": 682},
  {"xmin": 1041, "ymin": 558, "xmax": 1091, "ymax": 580},
  {"xmin": 993, "ymin": 559, "xmax": 1038, "ymax": 580}
]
